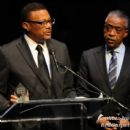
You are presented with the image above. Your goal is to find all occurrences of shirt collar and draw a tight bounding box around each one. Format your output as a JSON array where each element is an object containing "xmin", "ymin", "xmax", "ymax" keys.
[
  {"xmin": 24, "ymin": 34, "xmax": 47, "ymax": 49},
  {"xmin": 105, "ymin": 43, "xmax": 125, "ymax": 54}
]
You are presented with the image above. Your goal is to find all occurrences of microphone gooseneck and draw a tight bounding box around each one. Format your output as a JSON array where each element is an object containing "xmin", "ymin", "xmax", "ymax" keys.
[
  {"xmin": 50, "ymin": 49, "xmax": 59, "ymax": 71},
  {"xmin": 50, "ymin": 49, "xmax": 67, "ymax": 73}
]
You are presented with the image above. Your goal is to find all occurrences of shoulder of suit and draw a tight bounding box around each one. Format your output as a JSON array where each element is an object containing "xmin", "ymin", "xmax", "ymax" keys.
[
  {"xmin": 49, "ymin": 38, "xmax": 67, "ymax": 48},
  {"xmin": 50, "ymin": 38, "xmax": 66, "ymax": 44},
  {"xmin": 2, "ymin": 37, "xmax": 21, "ymax": 47},
  {"xmin": 1, "ymin": 37, "xmax": 22, "ymax": 52},
  {"xmin": 83, "ymin": 46, "xmax": 103, "ymax": 54}
]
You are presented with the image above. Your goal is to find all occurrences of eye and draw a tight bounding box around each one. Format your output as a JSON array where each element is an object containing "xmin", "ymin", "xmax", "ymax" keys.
[
  {"xmin": 115, "ymin": 27, "xmax": 123, "ymax": 32},
  {"xmin": 104, "ymin": 24, "xmax": 126, "ymax": 33},
  {"xmin": 104, "ymin": 24, "xmax": 113, "ymax": 31},
  {"xmin": 25, "ymin": 18, "xmax": 55, "ymax": 26}
]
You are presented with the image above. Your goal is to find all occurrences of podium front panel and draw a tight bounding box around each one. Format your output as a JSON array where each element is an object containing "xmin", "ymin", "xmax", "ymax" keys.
[{"xmin": 0, "ymin": 98, "xmax": 110, "ymax": 122}]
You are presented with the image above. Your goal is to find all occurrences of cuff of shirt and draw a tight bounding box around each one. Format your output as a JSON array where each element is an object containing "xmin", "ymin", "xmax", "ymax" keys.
[{"xmin": 96, "ymin": 114, "xmax": 104, "ymax": 124}]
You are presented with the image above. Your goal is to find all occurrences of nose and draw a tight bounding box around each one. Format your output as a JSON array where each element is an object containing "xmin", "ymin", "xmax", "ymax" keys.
[
  {"xmin": 45, "ymin": 22, "xmax": 52, "ymax": 29},
  {"xmin": 109, "ymin": 28, "xmax": 117, "ymax": 36}
]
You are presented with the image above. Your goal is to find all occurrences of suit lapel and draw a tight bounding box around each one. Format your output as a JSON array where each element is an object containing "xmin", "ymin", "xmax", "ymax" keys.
[
  {"xmin": 16, "ymin": 37, "xmax": 51, "ymax": 89},
  {"xmin": 115, "ymin": 47, "xmax": 130, "ymax": 89},
  {"xmin": 94, "ymin": 46, "xmax": 111, "ymax": 92},
  {"xmin": 95, "ymin": 47, "xmax": 108, "ymax": 83}
]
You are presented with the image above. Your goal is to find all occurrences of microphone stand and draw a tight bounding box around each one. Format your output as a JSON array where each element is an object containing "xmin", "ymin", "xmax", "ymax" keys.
[
  {"xmin": 58, "ymin": 62, "xmax": 130, "ymax": 112},
  {"xmin": 49, "ymin": 47, "xmax": 130, "ymax": 112}
]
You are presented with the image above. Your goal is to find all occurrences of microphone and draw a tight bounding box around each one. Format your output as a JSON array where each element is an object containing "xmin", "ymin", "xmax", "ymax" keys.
[
  {"xmin": 15, "ymin": 83, "xmax": 29, "ymax": 103},
  {"xmin": 50, "ymin": 48, "xmax": 67, "ymax": 73},
  {"xmin": 50, "ymin": 49, "xmax": 59, "ymax": 71}
]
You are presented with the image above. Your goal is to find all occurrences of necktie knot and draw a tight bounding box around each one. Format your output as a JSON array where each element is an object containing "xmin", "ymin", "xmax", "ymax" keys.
[
  {"xmin": 36, "ymin": 44, "xmax": 43, "ymax": 52},
  {"xmin": 110, "ymin": 50, "xmax": 117, "ymax": 60}
]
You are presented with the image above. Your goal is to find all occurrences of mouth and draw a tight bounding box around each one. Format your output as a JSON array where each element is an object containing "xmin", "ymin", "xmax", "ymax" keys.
[
  {"xmin": 106, "ymin": 37, "xmax": 115, "ymax": 43},
  {"xmin": 45, "ymin": 30, "xmax": 52, "ymax": 35}
]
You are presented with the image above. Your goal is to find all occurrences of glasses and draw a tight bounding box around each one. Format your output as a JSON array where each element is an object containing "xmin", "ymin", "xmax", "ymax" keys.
[
  {"xmin": 25, "ymin": 18, "xmax": 55, "ymax": 26},
  {"xmin": 104, "ymin": 24, "xmax": 127, "ymax": 34}
]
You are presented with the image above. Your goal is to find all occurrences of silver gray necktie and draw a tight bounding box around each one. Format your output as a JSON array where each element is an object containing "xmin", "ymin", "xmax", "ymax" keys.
[{"xmin": 108, "ymin": 51, "xmax": 117, "ymax": 89}]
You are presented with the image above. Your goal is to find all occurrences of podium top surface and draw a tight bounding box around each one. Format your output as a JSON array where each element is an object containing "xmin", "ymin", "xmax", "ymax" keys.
[
  {"xmin": 0, "ymin": 97, "xmax": 111, "ymax": 122},
  {"xmin": 23, "ymin": 97, "xmax": 112, "ymax": 104}
]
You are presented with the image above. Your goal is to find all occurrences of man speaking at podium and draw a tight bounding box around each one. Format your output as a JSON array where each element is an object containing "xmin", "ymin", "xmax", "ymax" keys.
[
  {"xmin": 77, "ymin": 10, "xmax": 130, "ymax": 130},
  {"xmin": 0, "ymin": 2, "xmax": 76, "ymax": 130}
]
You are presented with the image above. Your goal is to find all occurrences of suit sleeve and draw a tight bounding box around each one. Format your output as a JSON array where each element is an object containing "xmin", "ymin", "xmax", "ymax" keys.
[{"xmin": 0, "ymin": 48, "xmax": 10, "ymax": 112}]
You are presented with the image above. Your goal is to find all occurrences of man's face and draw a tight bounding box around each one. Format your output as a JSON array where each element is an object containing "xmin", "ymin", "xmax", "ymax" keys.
[
  {"xmin": 22, "ymin": 9, "xmax": 54, "ymax": 42},
  {"xmin": 104, "ymin": 15, "xmax": 128, "ymax": 49}
]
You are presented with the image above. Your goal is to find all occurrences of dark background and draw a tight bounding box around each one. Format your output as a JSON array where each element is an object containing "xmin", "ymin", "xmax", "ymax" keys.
[{"xmin": 1, "ymin": 0, "xmax": 130, "ymax": 70}]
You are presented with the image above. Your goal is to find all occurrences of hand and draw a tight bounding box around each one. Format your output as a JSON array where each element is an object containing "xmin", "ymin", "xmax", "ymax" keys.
[
  {"xmin": 119, "ymin": 117, "xmax": 130, "ymax": 128},
  {"xmin": 97, "ymin": 116, "xmax": 117, "ymax": 130},
  {"xmin": 10, "ymin": 91, "xmax": 29, "ymax": 103},
  {"xmin": 10, "ymin": 94, "xmax": 19, "ymax": 103},
  {"xmin": 105, "ymin": 127, "xmax": 117, "ymax": 130}
]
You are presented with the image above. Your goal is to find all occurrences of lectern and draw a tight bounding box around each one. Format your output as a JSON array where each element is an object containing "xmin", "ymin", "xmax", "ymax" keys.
[{"xmin": 0, "ymin": 97, "xmax": 111, "ymax": 130}]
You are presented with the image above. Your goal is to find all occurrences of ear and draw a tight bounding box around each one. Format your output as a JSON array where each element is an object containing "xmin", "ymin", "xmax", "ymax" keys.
[
  {"xmin": 22, "ymin": 22, "xmax": 30, "ymax": 31},
  {"xmin": 123, "ymin": 29, "xmax": 128, "ymax": 38}
]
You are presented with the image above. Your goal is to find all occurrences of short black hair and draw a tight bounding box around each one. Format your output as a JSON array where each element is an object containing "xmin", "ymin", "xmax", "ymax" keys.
[{"xmin": 20, "ymin": 2, "xmax": 47, "ymax": 22}]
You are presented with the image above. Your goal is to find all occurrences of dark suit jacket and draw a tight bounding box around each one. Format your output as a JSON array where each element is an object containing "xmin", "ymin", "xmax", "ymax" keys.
[
  {"xmin": 77, "ymin": 45, "xmax": 130, "ymax": 121},
  {"xmin": 0, "ymin": 50, "xmax": 9, "ymax": 113},
  {"xmin": 0, "ymin": 36, "xmax": 76, "ymax": 110}
]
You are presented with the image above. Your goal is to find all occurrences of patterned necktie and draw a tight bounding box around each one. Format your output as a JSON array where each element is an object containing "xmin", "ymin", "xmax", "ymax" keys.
[
  {"xmin": 108, "ymin": 51, "xmax": 117, "ymax": 89},
  {"xmin": 36, "ymin": 44, "xmax": 49, "ymax": 77}
]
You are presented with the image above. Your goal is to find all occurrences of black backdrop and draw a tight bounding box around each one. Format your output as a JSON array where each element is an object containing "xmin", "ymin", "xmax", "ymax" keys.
[{"xmin": 1, "ymin": 0, "xmax": 130, "ymax": 70}]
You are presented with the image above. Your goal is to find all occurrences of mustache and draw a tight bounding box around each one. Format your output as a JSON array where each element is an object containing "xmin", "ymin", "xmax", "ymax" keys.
[{"xmin": 104, "ymin": 36, "xmax": 115, "ymax": 41}]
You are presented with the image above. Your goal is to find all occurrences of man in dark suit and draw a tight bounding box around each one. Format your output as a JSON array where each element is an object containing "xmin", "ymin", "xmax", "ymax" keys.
[
  {"xmin": 0, "ymin": 2, "xmax": 76, "ymax": 130},
  {"xmin": 77, "ymin": 10, "xmax": 130, "ymax": 130}
]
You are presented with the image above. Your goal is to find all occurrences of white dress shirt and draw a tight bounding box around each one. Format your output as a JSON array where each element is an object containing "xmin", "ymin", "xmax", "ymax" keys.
[
  {"xmin": 105, "ymin": 43, "xmax": 125, "ymax": 81},
  {"xmin": 24, "ymin": 34, "xmax": 51, "ymax": 78}
]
